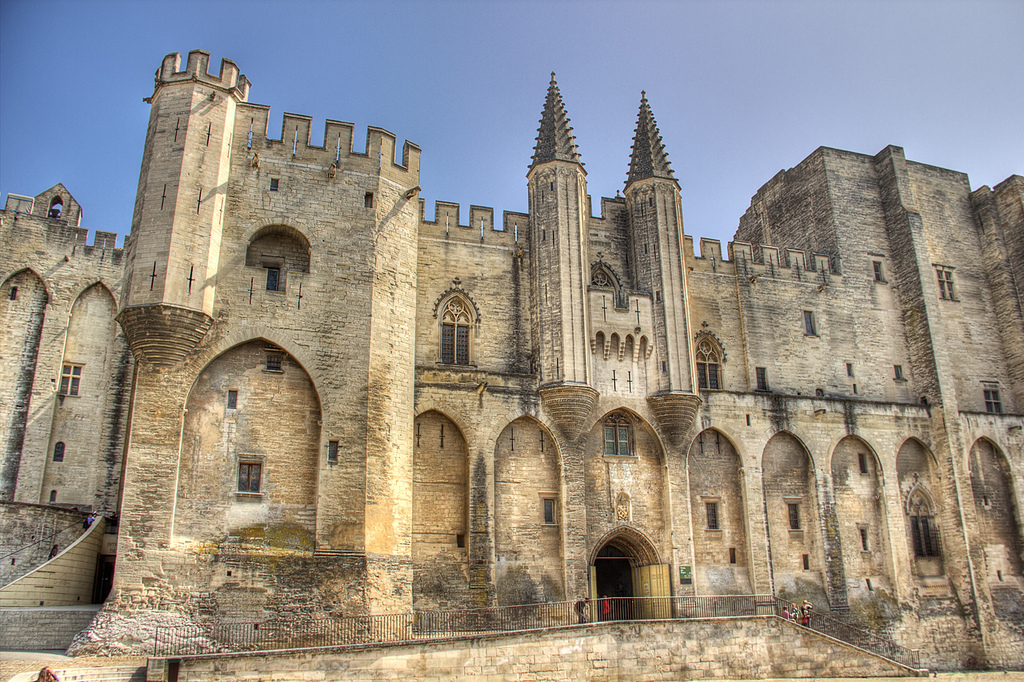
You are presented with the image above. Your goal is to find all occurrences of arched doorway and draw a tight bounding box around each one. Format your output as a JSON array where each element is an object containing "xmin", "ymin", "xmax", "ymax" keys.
[{"xmin": 589, "ymin": 528, "xmax": 670, "ymax": 619}]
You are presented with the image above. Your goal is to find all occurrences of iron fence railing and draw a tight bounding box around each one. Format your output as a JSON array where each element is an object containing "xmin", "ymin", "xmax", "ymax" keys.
[{"xmin": 153, "ymin": 593, "xmax": 920, "ymax": 670}]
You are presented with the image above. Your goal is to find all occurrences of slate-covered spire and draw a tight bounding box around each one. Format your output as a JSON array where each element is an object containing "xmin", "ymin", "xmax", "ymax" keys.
[
  {"xmin": 531, "ymin": 73, "xmax": 582, "ymax": 169},
  {"xmin": 627, "ymin": 91, "xmax": 675, "ymax": 185}
]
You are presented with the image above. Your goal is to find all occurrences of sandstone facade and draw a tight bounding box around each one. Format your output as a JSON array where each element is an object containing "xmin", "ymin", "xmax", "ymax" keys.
[{"xmin": 1, "ymin": 50, "xmax": 1022, "ymax": 669}]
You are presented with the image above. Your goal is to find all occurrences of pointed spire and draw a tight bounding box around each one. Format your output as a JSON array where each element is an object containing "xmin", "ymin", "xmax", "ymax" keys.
[
  {"xmin": 531, "ymin": 73, "xmax": 583, "ymax": 169},
  {"xmin": 627, "ymin": 91, "xmax": 675, "ymax": 185}
]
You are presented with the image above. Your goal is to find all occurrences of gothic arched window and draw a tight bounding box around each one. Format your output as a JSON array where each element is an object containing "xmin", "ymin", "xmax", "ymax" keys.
[
  {"xmin": 441, "ymin": 297, "xmax": 472, "ymax": 365},
  {"xmin": 696, "ymin": 337, "xmax": 723, "ymax": 390},
  {"xmin": 908, "ymin": 490, "xmax": 940, "ymax": 558},
  {"xmin": 603, "ymin": 414, "xmax": 632, "ymax": 456}
]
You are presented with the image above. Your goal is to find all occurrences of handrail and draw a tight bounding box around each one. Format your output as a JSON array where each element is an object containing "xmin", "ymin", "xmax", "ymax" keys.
[{"xmin": 153, "ymin": 593, "xmax": 920, "ymax": 669}]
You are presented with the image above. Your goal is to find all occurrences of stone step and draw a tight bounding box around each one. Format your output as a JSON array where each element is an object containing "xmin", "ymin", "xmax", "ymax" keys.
[{"xmin": 7, "ymin": 666, "xmax": 146, "ymax": 682}]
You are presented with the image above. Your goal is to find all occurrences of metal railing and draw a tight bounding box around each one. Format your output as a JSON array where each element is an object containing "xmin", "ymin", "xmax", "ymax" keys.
[{"xmin": 153, "ymin": 593, "xmax": 919, "ymax": 670}]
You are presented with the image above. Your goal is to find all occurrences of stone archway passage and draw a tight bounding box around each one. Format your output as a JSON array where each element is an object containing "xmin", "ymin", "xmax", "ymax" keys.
[{"xmin": 589, "ymin": 529, "xmax": 671, "ymax": 620}]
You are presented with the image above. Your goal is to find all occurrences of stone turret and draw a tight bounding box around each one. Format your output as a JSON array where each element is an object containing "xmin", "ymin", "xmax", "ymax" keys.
[
  {"xmin": 117, "ymin": 50, "xmax": 250, "ymax": 367},
  {"xmin": 625, "ymin": 93, "xmax": 700, "ymax": 448},
  {"xmin": 529, "ymin": 74, "xmax": 598, "ymax": 440}
]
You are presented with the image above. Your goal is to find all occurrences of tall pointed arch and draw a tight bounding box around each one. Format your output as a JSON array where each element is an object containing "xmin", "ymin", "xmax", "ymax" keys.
[{"xmin": 433, "ymin": 289, "xmax": 480, "ymax": 366}]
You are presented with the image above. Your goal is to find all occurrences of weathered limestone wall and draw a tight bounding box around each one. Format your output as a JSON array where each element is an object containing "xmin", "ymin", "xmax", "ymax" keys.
[
  {"xmin": 166, "ymin": 618, "xmax": 921, "ymax": 681},
  {"xmin": 0, "ymin": 502, "xmax": 89, "ymax": 586}
]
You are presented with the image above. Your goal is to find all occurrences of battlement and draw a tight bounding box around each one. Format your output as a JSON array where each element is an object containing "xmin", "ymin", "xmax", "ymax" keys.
[
  {"xmin": 238, "ymin": 105, "xmax": 420, "ymax": 175},
  {"xmin": 418, "ymin": 200, "xmax": 527, "ymax": 246},
  {"xmin": 155, "ymin": 50, "xmax": 250, "ymax": 100},
  {"xmin": 685, "ymin": 235, "xmax": 839, "ymax": 279}
]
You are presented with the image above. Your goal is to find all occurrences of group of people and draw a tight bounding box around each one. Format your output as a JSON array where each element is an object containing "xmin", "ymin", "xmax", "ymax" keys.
[
  {"xmin": 781, "ymin": 600, "xmax": 814, "ymax": 627},
  {"xmin": 574, "ymin": 595, "xmax": 617, "ymax": 623}
]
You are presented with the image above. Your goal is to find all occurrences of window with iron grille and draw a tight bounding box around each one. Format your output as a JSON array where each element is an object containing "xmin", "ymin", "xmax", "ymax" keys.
[
  {"xmin": 755, "ymin": 367, "xmax": 769, "ymax": 392},
  {"xmin": 788, "ymin": 503, "xmax": 801, "ymax": 530},
  {"xmin": 53, "ymin": 442, "xmax": 65, "ymax": 462},
  {"xmin": 265, "ymin": 354, "xmax": 282, "ymax": 372},
  {"xmin": 706, "ymin": 502, "xmax": 720, "ymax": 530},
  {"xmin": 696, "ymin": 338, "xmax": 722, "ymax": 390},
  {"xmin": 909, "ymin": 491, "xmax": 941, "ymax": 557},
  {"xmin": 440, "ymin": 297, "xmax": 472, "ymax": 365}
]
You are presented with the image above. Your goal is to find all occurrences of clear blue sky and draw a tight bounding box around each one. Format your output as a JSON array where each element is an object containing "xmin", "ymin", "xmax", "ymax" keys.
[{"xmin": 1, "ymin": 0, "xmax": 1021, "ymax": 249}]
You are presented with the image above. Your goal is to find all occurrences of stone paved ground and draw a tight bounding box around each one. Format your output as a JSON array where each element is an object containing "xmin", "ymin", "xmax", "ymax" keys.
[{"xmin": 0, "ymin": 655, "xmax": 147, "ymax": 681}]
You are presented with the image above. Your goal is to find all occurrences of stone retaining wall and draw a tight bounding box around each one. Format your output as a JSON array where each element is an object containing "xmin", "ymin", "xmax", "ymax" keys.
[{"xmin": 0, "ymin": 606, "xmax": 100, "ymax": 650}]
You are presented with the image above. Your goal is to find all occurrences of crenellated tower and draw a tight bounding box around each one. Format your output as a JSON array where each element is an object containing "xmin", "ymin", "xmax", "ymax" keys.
[
  {"xmin": 624, "ymin": 93, "xmax": 700, "ymax": 448},
  {"xmin": 529, "ymin": 74, "xmax": 598, "ymax": 440},
  {"xmin": 117, "ymin": 51, "xmax": 250, "ymax": 366}
]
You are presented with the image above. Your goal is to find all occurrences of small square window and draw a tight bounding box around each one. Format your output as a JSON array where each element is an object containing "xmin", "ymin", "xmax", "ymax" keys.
[
  {"xmin": 269, "ymin": 178, "xmax": 279, "ymax": 192},
  {"xmin": 788, "ymin": 503, "xmax": 801, "ymax": 530},
  {"xmin": 543, "ymin": 498, "xmax": 556, "ymax": 525},
  {"xmin": 227, "ymin": 390, "xmax": 238, "ymax": 409},
  {"xmin": 59, "ymin": 364, "xmax": 82, "ymax": 396},
  {"xmin": 803, "ymin": 311, "xmax": 816, "ymax": 336},
  {"xmin": 706, "ymin": 501, "xmax": 720, "ymax": 530},
  {"xmin": 755, "ymin": 367, "xmax": 769, "ymax": 392},
  {"xmin": 266, "ymin": 354, "xmax": 282, "ymax": 372},
  {"xmin": 873, "ymin": 261, "xmax": 885, "ymax": 282},
  {"xmin": 894, "ymin": 365, "xmax": 904, "ymax": 381},
  {"xmin": 238, "ymin": 462, "xmax": 262, "ymax": 493},
  {"xmin": 984, "ymin": 388, "xmax": 1002, "ymax": 414},
  {"xmin": 328, "ymin": 440, "xmax": 338, "ymax": 464}
]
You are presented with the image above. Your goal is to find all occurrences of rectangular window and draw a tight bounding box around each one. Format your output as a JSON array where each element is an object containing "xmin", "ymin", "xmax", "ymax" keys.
[
  {"xmin": 894, "ymin": 365, "xmax": 904, "ymax": 381},
  {"xmin": 846, "ymin": 363, "xmax": 854, "ymax": 377},
  {"xmin": 708, "ymin": 364, "xmax": 719, "ymax": 390},
  {"xmin": 604, "ymin": 426, "xmax": 617, "ymax": 455},
  {"xmin": 328, "ymin": 440, "xmax": 338, "ymax": 464},
  {"xmin": 729, "ymin": 547, "xmax": 737, "ymax": 564},
  {"xmin": 441, "ymin": 324, "xmax": 455, "ymax": 364},
  {"xmin": 543, "ymin": 498, "xmax": 556, "ymax": 525},
  {"xmin": 238, "ymin": 462, "xmax": 262, "ymax": 493},
  {"xmin": 456, "ymin": 325, "xmax": 469, "ymax": 365},
  {"xmin": 456, "ymin": 533, "xmax": 465, "ymax": 548},
  {"xmin": 788, "ymin": 503, "xmax": 801, "ymax": 530},
  {"xmin": 265, "ymin": 354, "xmax": 282, "ymax": 372},
  {"xmin": 269, "ymin": 178, "xmax": 279, "ymax": 192},
  {"xmin": 984, "ymin": 388, "xmax": 1002, "ymax": 414},
  {"xmin": 706, "ymin": 502, "xmax": 720, "ymax": 530},
  {"xmin": 858, "ymin": 452, "xmax": 869, "ymax": 474},
  {"xmin": 802, "ymin": 554, "xmax": 810, "ymax": 570},
  {"xmin": 803, "ymin": 311, "xmax": 816, "ymax": 336},
  {"xmin": 266, "ymin": 267, "xmax": 280, "ymax": 292},
  {"xmin": 52, "ymin": 442, "xmax": 65, "ymax": 462},
  {"xmin": 617, "ymin": 426, "xmax": 630, "ymax": 456},
  {"xmin": 364, "ymin": 192, "xmax": 374, "ymax": 208},
  {"xmin": 936, "ymin": 267, "xmax": 955, "ymax": 300},
  {"xmin": 697, "ymin": 364, "xmax": 707, "ymax": 389},
  {"xmin": 59, "ymin": 364, "xmax": 82, "ymax": 396},
  {"xmin": 911, "ymin": 516, "xmax": 941, "ymax": 558},
  {"xmin": 755, "ymin": 367, "xmax": 768, "ymax": 392},
  {"xmin": 873, "ymin": 261, "xmax": 885, "ymax": 282},
  {"xmin": 227, "ymin": 390, "xmax": 238, "ymax": 409},
  {"xmin": 859, "ymin": 527, "xmax": 869, "ymax": 551}
]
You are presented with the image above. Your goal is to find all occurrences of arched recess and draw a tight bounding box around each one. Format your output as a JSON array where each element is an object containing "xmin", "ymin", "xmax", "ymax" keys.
[
  {"xmin": 589, "ymin": 527, "xmax": 671, "ymax": 617},
  {"xmin": 245, "ymin": 224, "xmax": 311, "ymax": 292},
  {"xmin": 412, "ymin": 410, "xmax": 470, "ymax": 610},
  {"xmin": 830, "ymin": 436, "xmax": 893, "ymax": 597},
  {"xmin": 895, "ymin": 438, "xmax": 945, "ymax": 579},
  {"xmin": 43, "ymin": 283, "xmax": 129, "ymax": 511},
  {"xmin": 969, "ymin": 438, "xmax": 1023, "ymax": 587},
  {"xmin": 688, "ymin": 428, "xmax": 751, "ymax": 594},
  {"xmin": 175, "ymin": 340, "xmax": 321, "ymax": 550},
  {"xmin": 494, "ymin": 416, "xmax": 563, "ymax": 605},
  {"xmin": 0, "ymin": 269, "xmax": 49, "ymax": 501},
  {"xmin": 762, "ymin": 431, "xmax": 825, "ymax": 602}
]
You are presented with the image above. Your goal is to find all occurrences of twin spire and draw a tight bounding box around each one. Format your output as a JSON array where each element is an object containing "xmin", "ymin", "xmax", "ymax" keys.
[{"xmin": 531, "ymin": 76, "xmax": 675, "ymax": 185}]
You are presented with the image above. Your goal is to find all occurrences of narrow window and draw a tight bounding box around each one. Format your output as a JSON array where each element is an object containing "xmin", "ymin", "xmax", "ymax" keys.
[
  {"xmin": 846, "ymin": 363, "xmax": 854, "ymax": 377},
  {"xmin": 238, "ymin": 462, "xmax": 262, "ymax": 493},
  {"xmin": 59, "ymin": 364, "xmax": 82, "ymax": 396},
  {"xmin": 997, "ymin": 570, "xmax": 1003, "ymax": 582},
  {"xmin": 440, "ymin": 298, "xmax": 472, "ymax": 365},
  {"xmin": 745, "ymin": 414, "xmax": 751, "ymax": 426},
  {"xmin": 706, "ymin": 502, "xmax": 720, "ymax": 530},
  {"xmin": 266, "ymin": 267, "xmax": 280, "ymax": 292},
  {"xmin": 984, "ymin": 388, "xmax": 1002, "ymax": 414},
  {"xmin": 8, "ymin": 286, "xmax": 16, "ymax": 300},
  {"xmin": 936, "ymin": 267, "xmax": 955, "ymax": 300},
  {"xmin": 269, "ymin": 178, "xmax": 279, "ymax": 192},
  {"xmin": 803, "ymin": 310, "xmax": 816, "ymax": 336},
  {"xmin": 364, "ymin": 192, "xmax": 374, "ymax": 208},
  {"xmin": 227, "ymin": 390, "xmax": 238, "ymax": 409},
  {"xmin": 858, "ymin": 452, "xmax": 869, "ymax": 474},
  {"xmin": 543, "ymin": 498, "xmax": 556, "ymax": 525},
  {"xmin": 859, "ymin": 527, "xmax": 869, "ymax": 551},
  {"xmin": 52, "ymin": 442, "xmax": 65, "ymax": 462},
  {"xmin": 456, "ymin": 533, "xmax": 465, "ymax": 548},
  {"xmin": 893, "ymin": 365, "xmax": 904, "ymax": 381},
  {"xmin": 802, "ymin": 554, "xmax": 810, "ymax": 570},
  {"xmin": 328, "ymin": 440, "xmax": 338, "ymax": 464},
  {"xmin": 729, "ymin": 547, "xmax": 737, "ymax": 564},
  {"xmin": 696, "ymin": 338, "xmax": 722, "ymax": 390},
  {"xmin": 866, "ymin": 578, "xmax": 873, "ymax": 591},
  {"xmin": 788, "ymin": 503, "xmax": 801, "ymax": 530},
  {"xmin": 50, "ymin": 490, "xmax": 57, "ymax": 503},
  {"xmin": 655, "ymin": 290, "xmax": 662, "ymax": 302},
  {"xmin": 873, "ymin": 261, "xmax": 884, "ymax": 282},
  {"xmin": 265, "ymin": 354, "xmax": 282, "ymax": 371},
  {"xmin": 755, "ymin": 367, "xmax": 768, "ymax": 392}
]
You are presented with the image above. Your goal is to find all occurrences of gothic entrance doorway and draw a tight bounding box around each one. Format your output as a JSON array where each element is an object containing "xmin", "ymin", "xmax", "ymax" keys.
[{"xmin": 589, "ymin": 528, "xmax": 671, "ymax": 619}]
